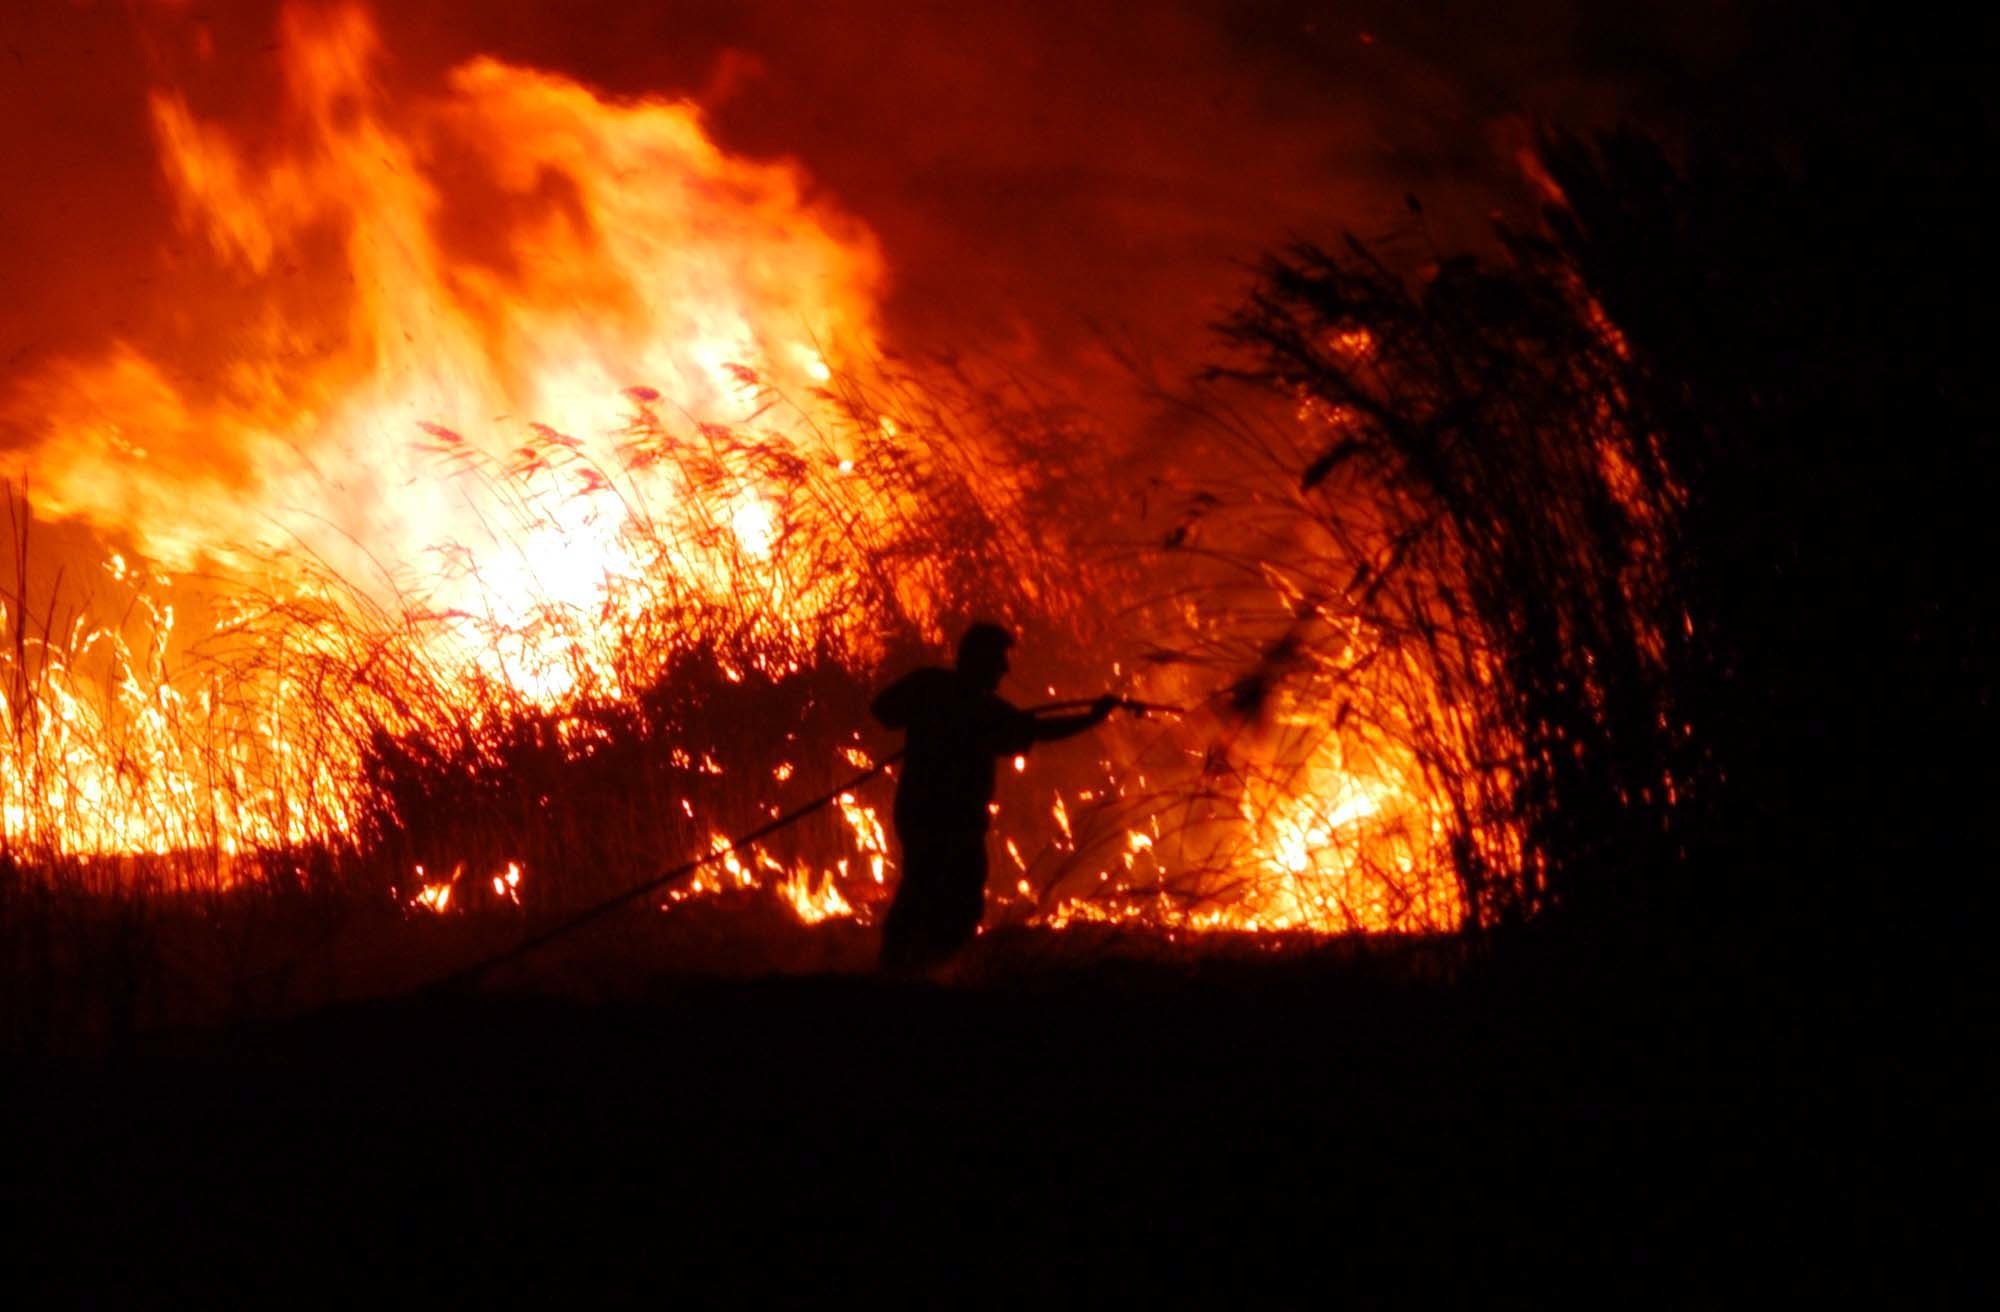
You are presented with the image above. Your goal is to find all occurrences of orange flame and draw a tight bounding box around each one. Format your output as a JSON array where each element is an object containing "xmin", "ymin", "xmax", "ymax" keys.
[
  {"xmin": 10, "ymin": 2, "xmax": 889, "ymax": 694},
  {"xmin": 1, "ymin": 3, "xmax": 922, "ymax": 873},
  {"xmin": 1, "ymin": 2, "xmax": 1480, "ymax": 940}
]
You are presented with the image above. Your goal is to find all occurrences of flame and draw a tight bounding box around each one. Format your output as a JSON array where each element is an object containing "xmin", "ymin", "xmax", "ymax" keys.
[
  {"xmin": 411, "ymin": 863, "xmax": 455, "ymax": 913},
  {"xmin": 776, "ymin": 868, "xmax": 854, "ymax": 924},
  {"xmin": 9, "ymin": 2, "xmax": 892, "ymax": 693},
  {"xmin": 669, "ymin": 780, "xmax": 885, "ymax": 926},
  {"xmin": 0, "ymin": 2, "xmax": 931, "ymax": 872},
  {"xmin": 0, "ymin": 1, "xmax": 1485, "ymax": 945}
]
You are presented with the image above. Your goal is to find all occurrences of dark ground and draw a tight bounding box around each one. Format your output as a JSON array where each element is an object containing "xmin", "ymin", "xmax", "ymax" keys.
[{"xmin": 6, "ymin": 929, "xmax": 1971, "ymax": 1302}]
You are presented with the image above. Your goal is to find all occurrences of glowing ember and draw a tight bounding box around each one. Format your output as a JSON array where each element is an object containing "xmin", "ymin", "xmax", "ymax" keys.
[
  {"xmin": 412, "ymin": 864, "xmax": 454, "ymax": 913},
  {"xmin": 492, "ymin": 861, "xmax": 524, "ymax": 905}
]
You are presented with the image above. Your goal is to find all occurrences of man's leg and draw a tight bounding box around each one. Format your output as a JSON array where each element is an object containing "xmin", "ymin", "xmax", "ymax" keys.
[
  {"xmin": 880, "ymin": 823, "xmax": 987, "ymax": 974},
  {"xmin": 880, "ymin": 825, "xmax": 942, "ymax": 972},
  {"xmin": 933, "ymin": 830, "xmax": 989, "ymax": 960}
]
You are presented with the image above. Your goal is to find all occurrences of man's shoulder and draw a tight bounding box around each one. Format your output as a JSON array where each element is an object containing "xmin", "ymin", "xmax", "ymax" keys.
[
  {"xmin": 872, "ymin": 665, "xmax": 961, "ymax": 728},
  {"xmin": 887, "ymin": 666, "xmax": 958, "ymax": 700}
]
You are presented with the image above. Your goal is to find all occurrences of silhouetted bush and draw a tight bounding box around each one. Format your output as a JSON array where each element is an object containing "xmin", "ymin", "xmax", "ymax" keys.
[{"xmin": 1216, "ymin": 108, "xmax": 1993, "ymax": 968}]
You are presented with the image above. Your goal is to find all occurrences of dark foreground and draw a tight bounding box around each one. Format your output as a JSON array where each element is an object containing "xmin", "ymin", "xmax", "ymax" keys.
[{"xmin": 5, "ymin": 937, "xmax": 1968, "ymax": 1301}]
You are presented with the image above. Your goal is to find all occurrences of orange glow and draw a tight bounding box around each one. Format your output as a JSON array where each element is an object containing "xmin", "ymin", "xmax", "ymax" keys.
[
  {"xmin": 1, "ymin": 2, "xmax": 915, "ymax": 870},
  {"xmin": 412, "ymin": 864, "xmax": 454, "ymax": 913},
  {"xmin": 10, "ymin": 2, "xmax": 893, "ymax": 694},
  {"xmin": 0, "ymin": 1, "xmax": 1482, "ymax": 943},
  {"xmin": 492, "ymin": 861, "xmax": 523, "ymax": 904},
  {"xmin": 776, "ymin": 867, "xmax": 855, "ymax": 924}
]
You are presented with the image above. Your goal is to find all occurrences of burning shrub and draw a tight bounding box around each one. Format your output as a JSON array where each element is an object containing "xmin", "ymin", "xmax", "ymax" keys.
[
  {"xmin": 1200, "ymin": 119, "xmax": 1994, "ymax": 959},
  {"xmin": 1201, "ymin": 233, "xmax": 1692, "ymax": 933}
]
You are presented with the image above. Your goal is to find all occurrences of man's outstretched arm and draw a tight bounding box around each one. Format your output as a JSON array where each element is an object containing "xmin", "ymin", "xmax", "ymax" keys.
[{"xmin": 1027, "ymin": 695, "xmax": 1119, "ymax": 744}]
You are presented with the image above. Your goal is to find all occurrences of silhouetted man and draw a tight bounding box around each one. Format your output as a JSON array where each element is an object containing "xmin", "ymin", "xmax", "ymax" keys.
[{"xmin": 871, "ymin": 623, "xmax": 1115, "ymax": 973}]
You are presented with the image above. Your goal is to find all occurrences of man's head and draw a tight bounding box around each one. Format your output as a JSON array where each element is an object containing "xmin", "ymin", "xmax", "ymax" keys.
[{"xmin": 955, "ymin": 621, "xmax": 1014, "ymax": 692}]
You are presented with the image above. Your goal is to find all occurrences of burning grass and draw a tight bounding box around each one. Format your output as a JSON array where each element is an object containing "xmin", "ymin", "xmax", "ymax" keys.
[
  {"xmin": 0, "ymin": 333, "xmax": 1490, "ymax": 1037},
  {"xmin": 0, "ymin": 2, "xmax": 1520, "ymax": 1047},
  {"xmin": 0, "ymin": 354, "xmax": 1083, "ymax": 887}
]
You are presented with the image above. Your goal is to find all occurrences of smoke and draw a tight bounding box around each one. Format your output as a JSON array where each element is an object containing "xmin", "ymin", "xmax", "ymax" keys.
[
  {"xmin": 381, "ymin": 0, "xmax": 1738, "ymax": 370},
  {"xmin": 0, "ymin": 0, "xmax": 1746, "ymax": 413},
  {"xmin": 0, "ymin": 0, "xmax": 1799, "ymax": 618}
]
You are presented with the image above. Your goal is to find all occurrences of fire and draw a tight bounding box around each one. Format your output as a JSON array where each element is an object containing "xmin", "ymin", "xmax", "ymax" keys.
[
  {"xmin": 0, "ymin": 1, "xmax": 1482, "ymax": 945},
  {"xmin": 835, "ymin": 792, "xmax": 892, "ymax": 886},
  {"xmin": 0, "ymin": 2, "xmax": 944, "ymax": 873},
  {"xmin": 1030, "ymin": 709, "xmax": 1462, "ymax": 936},
  {"xmin": 407, "ymin": 858, "xmax": 522, "ymax": 914},
  {"xmin": 1229, "ymin": 728, "xmax": 1439, "ymax": 931},
  {"xmin": 667, "ymin": 780, "xmax": 885, "ymax": 925},
  {"xmin": 776, "ymin": 868, "xmax": 855, "ymax": 925},
  {"xmin": 9, "ymin": 1, "xmax": 894, "ymax": 690},
  {"xmin": 492, "ymin": 861, "xmax": 523, "ymax": 905},
  {"xmin": 411, "ymin": 864, "xmax": 453, "ymax": 913}
]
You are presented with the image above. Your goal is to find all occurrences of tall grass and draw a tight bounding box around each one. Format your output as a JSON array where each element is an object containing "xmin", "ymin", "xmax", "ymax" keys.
[
  {"xmin": 3, "ymin": 295, "xmax": 1608, "ymax": 1046},
  {"xmin": 1202, "ymin": 235, "xmax": 1692, "ymax": 934},
  {"xmin": 0, "ymin": 357, "xmax": 1110, "ymax": 1040},
  {"xmin": 1199, "ymin": 119, "xmax": 1993, "ymax": 969}
]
